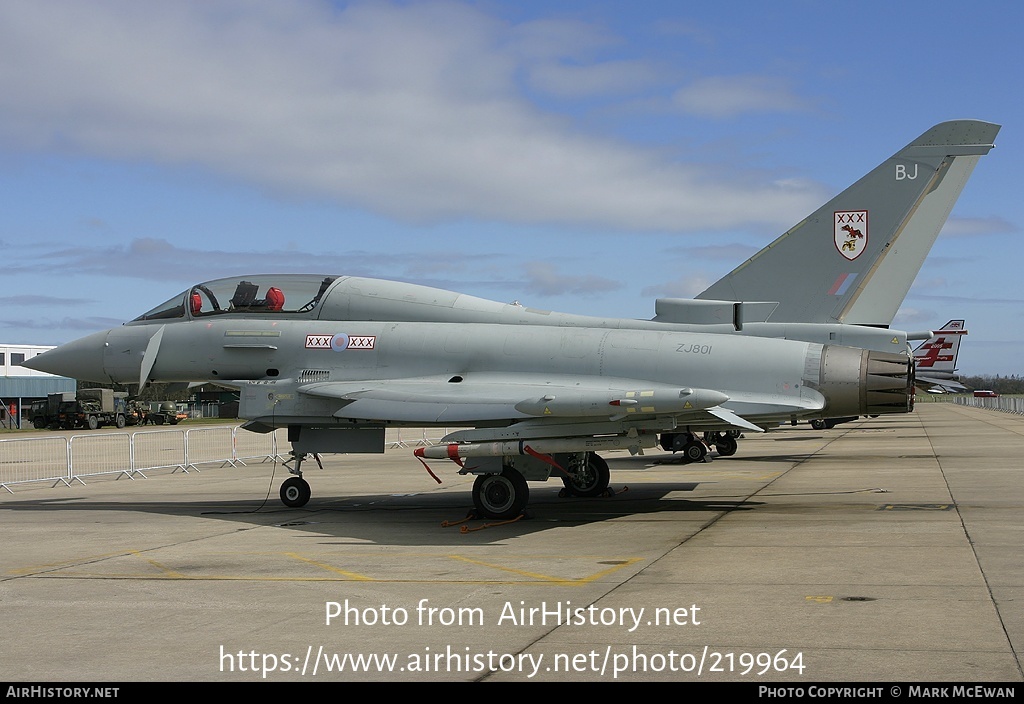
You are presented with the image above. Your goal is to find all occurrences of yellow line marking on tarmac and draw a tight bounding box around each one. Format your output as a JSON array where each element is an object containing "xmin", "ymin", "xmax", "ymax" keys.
[
  {"xmin": 132, "ymin": 550, "xmax": 186, "ymax": 579},
  {"xmin": 9, "ymin": 550, "xmax": 643, "ymax": 585},
  {"xmin": 24, "ymin": 574, "xmax": 646, "ymax": 585},
  {"xmin": 633, "ymin": 470, "xmax": 784, "ymax": 481},
  {"xmin": 448, "ymin": 554, "xmax": 644, "ymax": 586},
  {"xmin": 6, "ymin": 551, "xmax": 132, "ymax": 576},
  {"xmin": 6, "ymin": 549, "xmax": 186, "ymax": 577},
  {"xmin": 283, "ymin": 552, "xmax": 374, "ymax": 580}
]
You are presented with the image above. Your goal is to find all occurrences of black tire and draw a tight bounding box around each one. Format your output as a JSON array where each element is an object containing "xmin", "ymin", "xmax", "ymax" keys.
[
  {"xmin": 280, "ymin": 476, "xmax": 311, "ymax": 508},
  {"xmin": 560, "ymin": 453, "xmax": 610, "ymax": 497},
  {"xmin": 811, "ymin": 419, "xmax": 827, "ymax": 430},
  {"xmin": 154, "ymin": 416, "xmax": 165, "ymax": 425},
  {"xmin": 681, "ymin": 440, "xmax": 706, "ymax": 462},
  {"xmin": 116, "ymin": 415, "xmax": 126, "ymax": 429},
  {"xmin": 715, "ymin": 435, "xmax": 738, "ymax": 457},
  {"xmin": 33, "ymin": 418, "xmax": 46, "ymax": 430},
  {"xmin": 472, "ymin": 467, "xmax": 529, "ymax": 520},
  {"xmin": 86, "ymin": 416, "xmax": 99, "ymax": 430}
]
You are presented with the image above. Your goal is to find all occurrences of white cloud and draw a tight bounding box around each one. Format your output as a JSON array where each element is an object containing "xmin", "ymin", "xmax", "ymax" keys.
[
  {"xmin": 672, "ymin": 75, "xmax": 810, "ymax": 118},
  {"xmin": 507, "ymin": 17, "xmax": 620, "ymax": 61},
  {"xmin": 892, "ymin": 307, "xmax": 936, "ymax": 327},
  {"xmin": 526, "ymin": 59, "xmax": 661, "ymax": 99},
  {"xmin": 8, "ymin": 237, "xmax": 509, "ymax": 291},
  {"xmin": 665, "ymin": 243, "xmax": 759, "ymax": 261},
  {"xmin": 911, "ymin": 277, "xmax": 949, "ymax": 292},
  {"xmin": 641, "ymin": 275, "xmax": 710, "ymax": 299},
  {"xmin": 940, "ymin": 216, "xmax": 1017, "ymax": 238},
  {"xmin": 0, "ymin": 295, "xmax": 89, "ymax": 307},
  {"xmin": 0, "ymin": 0, "xmax": 823, "ymax": 233},
  {"xmin": 522, "ymin": 261, "xmax": 622, "ymax": 296}
]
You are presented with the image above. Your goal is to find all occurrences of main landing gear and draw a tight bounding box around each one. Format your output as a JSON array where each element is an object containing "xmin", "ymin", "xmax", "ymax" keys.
[
  {"xmin": 702, "ymin": 431, "xmax": 738, "ymax": 457},
  {"xmin": 469, "ymin": 452, "xmax": 611, "ymax": 520},
  {"xmin": 560, "ymin": 453, "xmax": 610, "ymax": 497},
  {"xmin": 660, "ymin": 431, "xmax": 740, "ymax": 462},
  {"xmin": 660, "ymin": 432, "xmax": 709, "ymax": 462},
  {"xmin": 279, "ymin": 451, "xmax": 321, "ymax": 508},
  {"xmin": 472, "ymin": 468, "xmax": 529, "ymax": 520},
  {"xmin": 810, "ymin": 416, "xmax": 857, "ymax": 430}
]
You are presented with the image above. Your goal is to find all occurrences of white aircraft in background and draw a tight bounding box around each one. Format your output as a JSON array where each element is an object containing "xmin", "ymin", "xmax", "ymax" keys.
[{"xmin": 914, "ymin": 320, "xmax": 968, "ymax": 393}]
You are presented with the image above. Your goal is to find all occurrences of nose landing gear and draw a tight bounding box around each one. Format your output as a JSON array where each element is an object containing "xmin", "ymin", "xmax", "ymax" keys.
[{"xmin": 279, "ymin": 451, "xmax": 322, "ymax": 508}]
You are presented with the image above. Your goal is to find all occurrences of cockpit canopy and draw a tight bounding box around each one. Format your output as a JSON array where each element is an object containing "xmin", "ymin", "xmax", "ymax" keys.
[{"xmin": 132, "ymin": 275, "xmax": 338, "ymax": 322}]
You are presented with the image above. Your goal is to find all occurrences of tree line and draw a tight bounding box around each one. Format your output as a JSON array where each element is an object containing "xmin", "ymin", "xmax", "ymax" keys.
[{"xmin": 956, "ymin": 375, "xmax": 1024, "ymax": 395}]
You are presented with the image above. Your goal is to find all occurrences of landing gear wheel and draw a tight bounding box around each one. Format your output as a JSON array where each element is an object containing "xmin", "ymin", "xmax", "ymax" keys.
[
  {"xmin": 561, "ymin": 453, "xmax": 610, "ymax": 497},
  {"xmin": 811, "ymin": 419, "xmax": 827, "ymax": 430},
  {"xmin": 280, "ymin": 476, "xmax": 311, "ymax": 508},
  {"xmin": 714, "ymin": 434, "xmax": 738, "ymax": 457},
  {"xmin": 472, "ymin": 467, "xmax": 529, "ymax": 520},
  {"xmin": 681, "ymin": 439, "xmax": 707, "ymax": 463}
]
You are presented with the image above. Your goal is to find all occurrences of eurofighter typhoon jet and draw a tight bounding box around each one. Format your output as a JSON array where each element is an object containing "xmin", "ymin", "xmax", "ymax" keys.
[{"xmin": 25, "ymin": 120, "xmax": 997, "ymax": 518}]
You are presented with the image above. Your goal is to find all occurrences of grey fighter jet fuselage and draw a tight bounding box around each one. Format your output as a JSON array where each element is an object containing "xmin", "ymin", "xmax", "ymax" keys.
[
  {"xmin": 28, "ymin": 272, "xmax": 912, "ymax": 518},
  {"xmin": 25, "ymin": 119, "xmax": 999, "ymax": 518}
]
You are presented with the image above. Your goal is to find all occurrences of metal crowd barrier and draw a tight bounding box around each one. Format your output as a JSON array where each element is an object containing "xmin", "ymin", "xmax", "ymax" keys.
[
  {"xmin": 0, "ymin": 435, "xmax": 70, "ymax": 490},
  {"xmin": 385, "ymin": 427, "xmax": 452, "ymax": 449},
  {"xmin": 948, "ymin": 396, "xmax": 1024, "ymax": 415},
  {"xmin": 0, "ymin": 425, "xmax": 458, "ymax": 494},
  {"xmin": 0, "ymin": 426, "xmax": 285, "ymax": 494}
]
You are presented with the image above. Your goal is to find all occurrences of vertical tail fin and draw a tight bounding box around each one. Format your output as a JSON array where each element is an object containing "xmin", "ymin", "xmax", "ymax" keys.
[
  {"xmin": 914, "ymin": 320, "xmax": 967, "ymax": 390},
  {"xmin": 696, "ymin": 120, "xmax": 1000, "ymax": 326}
]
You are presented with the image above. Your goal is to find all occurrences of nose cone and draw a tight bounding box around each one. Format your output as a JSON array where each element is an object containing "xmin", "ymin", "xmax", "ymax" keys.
[{"xmin": 22, "ymin": 330, "xmax": 110, "ymax": 382}]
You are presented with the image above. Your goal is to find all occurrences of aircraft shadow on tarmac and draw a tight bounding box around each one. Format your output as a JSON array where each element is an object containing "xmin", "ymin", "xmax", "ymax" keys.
[
  {"xmin": 612, "ymin": 451, "xmax": 819, "ymax": 466},
  {"xmin": 0, "ymin": 478, "xmax": 764, "ymax": 546}
]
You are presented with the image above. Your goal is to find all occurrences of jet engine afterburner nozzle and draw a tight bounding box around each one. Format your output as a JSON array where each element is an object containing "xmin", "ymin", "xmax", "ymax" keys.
[{"xmin": 815, "ymin": 345, "xmax": 913, "ymax": 418}]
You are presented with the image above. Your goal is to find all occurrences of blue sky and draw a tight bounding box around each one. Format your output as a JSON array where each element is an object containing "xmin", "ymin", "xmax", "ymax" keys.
[{"xmin": 1, "ymin": 0, "xmax": 1020, "ymax": 375}]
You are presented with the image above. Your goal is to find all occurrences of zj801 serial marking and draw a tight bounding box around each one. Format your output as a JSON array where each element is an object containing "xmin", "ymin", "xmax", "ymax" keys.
[{"xmin": 677, "ymin": 344, "xmax": 713, "ymax": 355}]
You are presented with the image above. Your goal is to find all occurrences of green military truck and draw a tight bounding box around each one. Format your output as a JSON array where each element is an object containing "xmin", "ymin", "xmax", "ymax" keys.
[
  {"xmin": 30, "ymin": 391, "xmax": 187, "ymax": 431},
  {"xmin": 29, "ymin": 392, "xmax": 76, "ymax": 430},
  {"xmin": 56, "ymin": 389, "xmax": 134, "ymax": 430},
  {"xmin": 141, "ymin": 401, "xmax": 187, "ymax": 425}
]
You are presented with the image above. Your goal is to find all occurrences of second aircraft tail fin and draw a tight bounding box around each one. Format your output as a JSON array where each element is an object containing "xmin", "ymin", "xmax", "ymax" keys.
[
  {"xmin": 696, "ymin": 120, "xmax": 999, "ymax": 326},
  {"xmin": 914, "ymin": 319, "xmax": 968, "ymax": 390}
]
